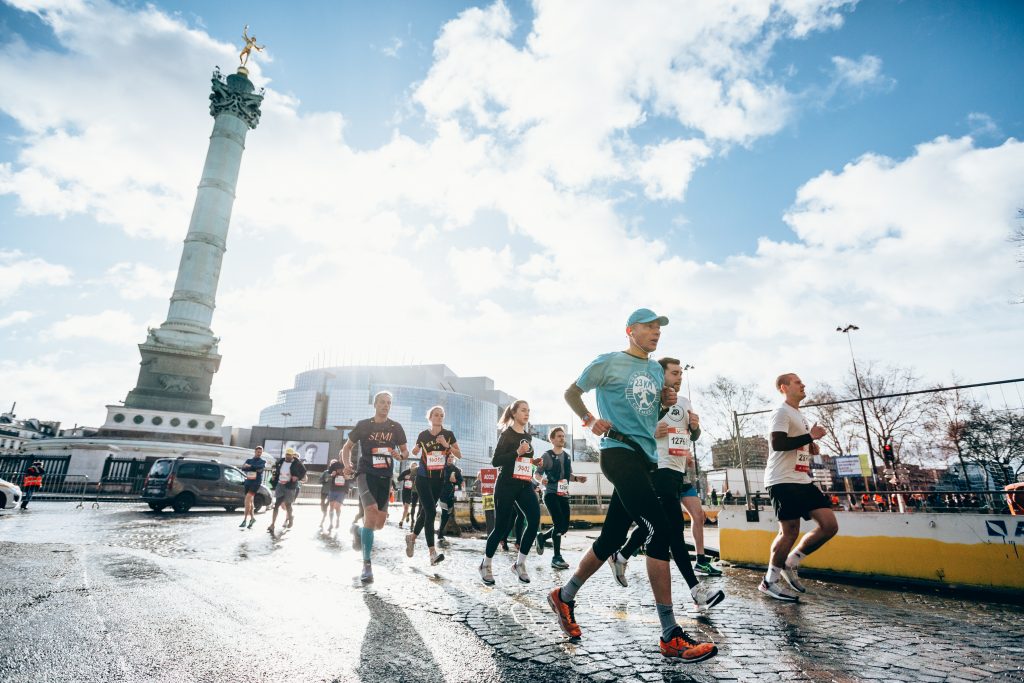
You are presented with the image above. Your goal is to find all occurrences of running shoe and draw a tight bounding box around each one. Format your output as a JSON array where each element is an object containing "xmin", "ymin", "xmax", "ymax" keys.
[
  {"xmin": 758, "ymin": 578, "xmax": 799, "ymax": 602},
  {"xmin": 551, "ymin": 555, "xmax": 570, "ymax": 570},
  {"xmin": 405, "ymin": 532, "xmax": 416, "ymax": 558},
  {"xmin": 239, "ymin": 520, "xmax": 247, "ymax": 528},
  {"xmin": 606, "ymin": 552, "xmax": 628, "ymax": 588},
  {"xmin": 547, "ymin": 588, "xmax": 582, "ymax": 638},
  {"xmin": 351, "ymin": 524, "xmax": 362, "ymax": 551},
  {"xmin": 285, "ymin": 517, "xmax": 294, "ymax": 529},
  {"xmin": 479, "ymin": 560, "xmax": 495, "ymax": 586},
  {"xmin": 694, "ymin": 560, "xmax": 723, "ymax": 576},
  {"xmin": 511, "ymin": 561, "xmax": 531, "ymax": 584},
  {"xmin": 781, "ymin": 566, "xmax": 806, "ymax": 593},
  {"xmin": 430, "ymin": 551, "xmax": 445, "ymax": 566},
  {"xmin": 247, "ymin": 519, "xmax": 255, "ymax": 529},
  {"xmin": 691, "ymin": 583, "xmax": 726, "ymax": 610},
  {"xmin": 360, "ymin": 563, "xmax": 374, "ymax": 584},
  {"xmin": 398, "ymin": 521, "xmax": 404, "ymax": 529},
  {"xmin": 659, "ymin": 626, "xmax": 718, "ymax": 662},
  {"xmin": 535, "ymin": 531, "xmax": 548, "ymax": 556},
  {"xmin": 267, "ymin": 525, "xmax": 275, "ymax": 534}
]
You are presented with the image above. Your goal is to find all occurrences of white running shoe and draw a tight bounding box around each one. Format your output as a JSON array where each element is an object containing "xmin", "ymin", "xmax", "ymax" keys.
[
  {"xmin": 405, "ymin": 532, "xmax": 416, "ymax": 558},
  {"xmin": 360, "ymin": 563, "xmax": 374, "ymax": 584},
  {"xmin": 781, "ymin": 566, "xmax": 807, "ymax": 593},
  {"xmin": 607, "ymin": 552, "xmax": 628, "ymax": 588},
  {"xmin": 479, "ymin": 560, "xmax": 495, "ymax": 586},
  {"xmin": 758, "ymin": 578, "xmax": 799, "ymax": 602},
  {"xmin": 511, "ymin": 560, "xmax": 531, "ymax": 584},
  {"xmin": 691, "ymin": 582, "xmax": 726, "ymax": 610}
]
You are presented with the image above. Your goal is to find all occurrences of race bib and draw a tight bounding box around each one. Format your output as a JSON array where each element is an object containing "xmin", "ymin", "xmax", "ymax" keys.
[
  {"xmin": 512, "ymin": 457, "xmax": 534, "ymax": 482},
  {"xmin": 426, "ymin": 451, "xmax": 445, "ymax": 471},
  {"xmin": 795, "ymin": 445, "xmax": 810, "ymax": 473},
  {"xmin": 334, "ymin": 475, "xmax": 346, "ymax": 485},
  {"xmin": 372, "ymin": 447, "xmax": 391, "ymax": 469},
  {"xmin": 403, "ymin": 480, "xmax": 413, "ymax": 490},
  {"xmin": 557, "ymin": 479, "xmax": 569, "ymax": 497},
  {"xmin": 667, "ymin": 427, "xmax": 691, "ymax": 457},
  {"xmin": 245, "ymin": 472, "xmax": 257, "ymax": 480}
]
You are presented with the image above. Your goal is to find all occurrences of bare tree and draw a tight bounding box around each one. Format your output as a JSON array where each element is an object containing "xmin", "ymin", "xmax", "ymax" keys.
[
  {"xmin": 698, "ymin": 375, "xmax": 768, "ymax": 444},
  {"xmin": 923, "ymin": 376, "xmax": 981, "ymax": 487},
  {"xmin": 805, "ymin": 384, "xmax": 859, "ymax": 457},
  {"xmin": 961, "ymin": 406, "xmax": 1024, "ymax": 488},
  {"xmin": 845, "ymin": 362, "xmax": 932, "ymax": 465}
]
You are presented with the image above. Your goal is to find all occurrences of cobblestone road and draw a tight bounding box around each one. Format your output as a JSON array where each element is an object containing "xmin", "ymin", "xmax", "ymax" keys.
[{"xmin": 1, "ymin": 502, "xmax": 1022, "ymax": 682}]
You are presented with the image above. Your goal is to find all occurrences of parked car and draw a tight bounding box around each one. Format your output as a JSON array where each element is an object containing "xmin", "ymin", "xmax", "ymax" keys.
[
  {"xmin": 0, "ymin": 477, "xmax": 23, "ymax": 509},
  {"xmin": 141, "ymin": 457, "xmax": 272, "ymax": 513}
]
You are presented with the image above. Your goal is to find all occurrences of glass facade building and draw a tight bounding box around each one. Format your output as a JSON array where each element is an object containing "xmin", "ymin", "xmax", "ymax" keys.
[{"xmin": 258, "ymin": 365, "xmax": 514, "ymax": 477}]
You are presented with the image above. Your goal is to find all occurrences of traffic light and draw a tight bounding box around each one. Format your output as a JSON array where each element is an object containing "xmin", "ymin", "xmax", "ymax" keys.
[{"xmin": 882, "ymin": 443, "xmax": 894, "ymax": 466}]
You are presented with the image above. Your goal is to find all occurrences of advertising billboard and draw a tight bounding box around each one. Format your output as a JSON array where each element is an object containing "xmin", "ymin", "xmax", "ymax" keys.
[{"xmin": 263, "ymin": 440, "xmax": 333, "ymax": 465}]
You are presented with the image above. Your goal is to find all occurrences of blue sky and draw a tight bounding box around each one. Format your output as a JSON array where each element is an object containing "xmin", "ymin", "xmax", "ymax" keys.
[{"xmin": 1, "ymin": 0, "xmax": 1022, "ymax": 445}]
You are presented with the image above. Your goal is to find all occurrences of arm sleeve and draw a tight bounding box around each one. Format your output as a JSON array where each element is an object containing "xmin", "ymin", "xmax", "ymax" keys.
[
  {"xmin": 491, "ymin": 431, "xmax": 518, "ymax": 468},
  {"xmin": 771, "ymin": 432, "xmax": 813, "ymax": 451},
  {"xmin": 564, "ymin": 383, "xmax": 590, "ymax": 419}
]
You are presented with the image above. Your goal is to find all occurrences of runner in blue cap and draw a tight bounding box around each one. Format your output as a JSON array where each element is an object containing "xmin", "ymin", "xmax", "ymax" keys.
[{"xmin": 546, "ymin": 308, "xmax": 718, "ymax": 663}]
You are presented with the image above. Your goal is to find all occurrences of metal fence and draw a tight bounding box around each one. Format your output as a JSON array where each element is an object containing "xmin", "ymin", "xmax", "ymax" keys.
[{"xmin": 728, "ymin": 377, "xmax": 1024, "ymax": 512}]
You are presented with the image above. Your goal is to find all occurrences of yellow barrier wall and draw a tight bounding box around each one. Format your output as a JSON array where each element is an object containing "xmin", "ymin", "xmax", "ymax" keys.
[{"xmin": 719, "ymin": 509, "xmax": 1024, "ymax": 591}]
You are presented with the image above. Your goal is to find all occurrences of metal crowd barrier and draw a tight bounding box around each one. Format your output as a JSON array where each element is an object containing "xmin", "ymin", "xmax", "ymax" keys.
[{"xmin": 724, "ymin": 489, "xmax": 1017, "ymax": 515}]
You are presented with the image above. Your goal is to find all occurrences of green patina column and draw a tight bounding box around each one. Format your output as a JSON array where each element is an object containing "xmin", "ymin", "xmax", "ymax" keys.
[{"xmin": 122, "ymin": 66, "xmax": 263, "ymax": 416}]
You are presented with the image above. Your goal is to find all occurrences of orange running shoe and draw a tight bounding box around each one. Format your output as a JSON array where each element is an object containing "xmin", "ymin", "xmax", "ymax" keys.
[
  {"xmin": 659, "ymin": 627, "xmax": 718, "ymax": 662},
  {"xmin": 547, "ymin": 588, "xmax": 582, "ymax": 638}
]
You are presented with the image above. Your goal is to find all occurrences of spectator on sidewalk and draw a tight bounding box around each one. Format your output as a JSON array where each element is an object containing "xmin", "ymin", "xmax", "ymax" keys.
[{"xmin": 21, "ymin": 460, "xmax": 44, "ymax": 509}]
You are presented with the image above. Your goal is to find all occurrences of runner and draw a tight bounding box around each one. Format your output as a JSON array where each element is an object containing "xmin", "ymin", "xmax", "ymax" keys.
[
  {"xmin": 406, "ymin": 406, "xmax": 462, "ymax": 565},
  {"xmin": 479, "ymin": 400, "xmax": 542, "ymax": 586},
  {"xmin": 436, "ymin": 453, "xmax": 464, "ymax": 543},
  {"xmin": 268, "ymin": 448, "xmax": 306, "ymax": 534},
  {"xmin": 20, "ymin": 460, "xmax": 44, "ymax": 510},
  {"xmin": 341, "ymin": 391, "xmax": 409, "ymax": 583},
  {"xmin": 546, "ymin": 309, "xmax": 717, "ymax": 662},
  {"xmin": 759, "ymin": 373, "xmax": 838, "ymax": 602},
  {"xmin": 398, "ymin": 464, "xmax": 415, "ymax": 529},
  {"xmin": 239, "ymin": 446, "xmax": 266, "ymax": 529},
  {"xmin": 318, "ymin": 465, "xmax": 332, "ymax": 529},
  {"xmin": 323, "ymin": 458, "xmax": 348, "ymax": 532},
  {"xmin": 608, "ymin": 357, "xmax": 725, "ymax": 611},
  {"xmin": 535, "ymin": 427, "xmax": 587, "ymax": 570}
]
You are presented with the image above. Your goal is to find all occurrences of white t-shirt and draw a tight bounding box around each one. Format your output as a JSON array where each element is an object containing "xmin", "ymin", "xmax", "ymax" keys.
[
  {"xmin": 656, "ymin": 396, "xmax": 695, "ymax": 476},
  {"xmin": 764, "ymin": 401, "xmax": 814, "ymax": 487},
  {"xmin": 279, "ymin": 460, "xmax": 293, "ymax": 484}
]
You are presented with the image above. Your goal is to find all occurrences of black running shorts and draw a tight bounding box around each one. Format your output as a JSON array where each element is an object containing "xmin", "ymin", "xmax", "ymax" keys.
[
  {"xmin": 767, "ymin": 483, "xmax": 831, "ymax": 521},
  {"xmin": 357, "ymin": 473, "xmax": 391, "ymax": 511}
]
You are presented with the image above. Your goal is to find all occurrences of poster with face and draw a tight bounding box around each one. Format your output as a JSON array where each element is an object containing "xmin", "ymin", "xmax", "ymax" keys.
[{"xmin": 263, "ymin": 440, "xmax": 331, "ymax": 465}]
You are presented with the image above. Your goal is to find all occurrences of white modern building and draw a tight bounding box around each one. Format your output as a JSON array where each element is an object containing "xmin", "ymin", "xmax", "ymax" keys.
[{"xmin": 258, "ymin": 364, "xmax": 515, "ymax": 477}]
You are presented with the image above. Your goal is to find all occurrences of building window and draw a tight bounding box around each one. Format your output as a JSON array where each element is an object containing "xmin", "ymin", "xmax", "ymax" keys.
[
  {"xmin": 170, "ymin": 418, "xmax": 181, "ymax": 427},
  {"xmin": 152, "ymin": 416, "xmax": 163, "ymax": 426},
  {"xmin": 113, "ymin": 413, "xmax": 126, "ymax": 423},
  {"xmin": 188, "ymin": 419, "xmax": 199, "ymax": 429},
  {"xmin": 133, "ymin": 415, "xmax": 144, "ymax": 424},
  {"xmin": 204, "ymin": 421, "xmax": 215, "ymax": 430}
]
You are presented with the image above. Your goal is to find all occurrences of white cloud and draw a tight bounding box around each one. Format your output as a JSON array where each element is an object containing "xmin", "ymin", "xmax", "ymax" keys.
[
  {"xmin": 635, "ymin": 139, "xmax": 712, "ymax": 200},
  {"xmin": 967, "ymin": 112, "xmax": 1000, "ymax": 139},
  {"xmin": 447, "ymin": 245, "xmax": 514, "ymax": 293},
  {"xmin": 47, "ymin": 310, "xmax": 141, "ymax": 345},
  {"xmin": 379, "ymin": 37, "xmax": 404, "ymax": 58},
  {"xmin": 0, "ymin": 310, "xmax": 35, "ymax": 328},
  {"xmin": 102, "ymin": 262, "xmax": 175, "ymax": 300},
  {"xmin": 0, "ymin": 249, "xmax": 72, "ymax": 300},
  {"xmin": 830, "ymin": 54, "xmax": 894, "ymax": 90}
]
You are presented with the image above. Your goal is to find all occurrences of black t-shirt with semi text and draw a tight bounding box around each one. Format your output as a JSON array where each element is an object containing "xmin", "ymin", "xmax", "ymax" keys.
[
  {"xmin": 350, "ymin": 418, "xmax": 407, "ymax": 479},
  {"xmin": 415, "ymin": 428, "xmax": 458, "ymax": 479}
]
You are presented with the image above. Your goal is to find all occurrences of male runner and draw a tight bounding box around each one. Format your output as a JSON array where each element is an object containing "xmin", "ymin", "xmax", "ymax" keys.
[
  {"xmin": 342, "ymin": 391, "xmax": 409, "ymax": 583},
  {"xmin": 759, "ymin": 373, "xmax": 837, "ymax": 601},
  {"xmin": 535, "ymin": 426, "xmax": 587, "ymax": 569},
  {"xmin": 239, "ymin": 446, "xmax": 266, "ymax": 529},
  {"xmin": 268, "ymin": 448, "xmax": 306, "ymax": 534},
  {"xmin": 547, "ymin": 309, "xmax": 717, "ymax": 662},
  {"xmin": 398, "ymin": 465, "xmax": 415, "ymax": 529},
  {"xmin": 608, "ymin": 357, "xmax": 725, "ymax": 610},
  {"xmin": 323, "ymin": 458, "xmax": 348, "ymax": 532}
]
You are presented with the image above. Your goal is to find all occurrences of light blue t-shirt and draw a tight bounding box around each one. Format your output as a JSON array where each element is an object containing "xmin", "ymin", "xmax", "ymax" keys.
[{"xmin": 576, "ymin": 352, "xmax": 665, "ymax": 462}]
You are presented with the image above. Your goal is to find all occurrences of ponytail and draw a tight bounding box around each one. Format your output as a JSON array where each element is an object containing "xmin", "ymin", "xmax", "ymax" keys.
[{"xmin": 498, "ymin": 399, "xmax": 528, "ymax": 430}]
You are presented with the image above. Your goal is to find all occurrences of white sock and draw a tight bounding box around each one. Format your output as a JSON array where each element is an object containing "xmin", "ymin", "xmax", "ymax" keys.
[
  {"xmin": 517, "ymin": 552, "xmax": 528, "ymax": 566},
  {"xmin": 786, "ymin": 551, "xmax": 806, "ymax": 569},
  {"xmin": 482, "ymin": 556, "xmax": 492, "ymax": 569},
  {"xmin": 766, "ymin": 564, "xmax": 783, "ymax": 583},
  {"xmin": 614, "ymin": 551, "xmax": 626, "ymax": 564}
]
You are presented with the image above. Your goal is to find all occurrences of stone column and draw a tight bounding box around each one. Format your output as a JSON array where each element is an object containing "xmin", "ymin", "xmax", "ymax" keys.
[{"xmin": 120, "ymin": 67, "xmax": 263, "ymax": 416}]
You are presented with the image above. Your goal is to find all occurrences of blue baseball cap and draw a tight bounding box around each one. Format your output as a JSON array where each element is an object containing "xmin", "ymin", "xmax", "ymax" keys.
[{"xmin": 626, "ymin": 308, "xmax": 669, "ymax": 327}]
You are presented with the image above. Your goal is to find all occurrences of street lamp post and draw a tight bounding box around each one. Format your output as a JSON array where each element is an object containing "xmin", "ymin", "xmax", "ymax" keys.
[
  {"xmin": 835, "ymin": 325, "xmax": 879, "ymax": 491},
  {"xmin": 280, "ymin": 411, "xmax": 291, "ymax": 459},
  {"xmin": 682, "ymin": 363, "xmax": 700, "ymax": 490}
]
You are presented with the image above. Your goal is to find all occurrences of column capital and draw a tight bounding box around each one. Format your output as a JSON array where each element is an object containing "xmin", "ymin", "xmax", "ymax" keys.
[{"xmin": 210, "ymin": 68, "xmax": 264, "ymax": 129}]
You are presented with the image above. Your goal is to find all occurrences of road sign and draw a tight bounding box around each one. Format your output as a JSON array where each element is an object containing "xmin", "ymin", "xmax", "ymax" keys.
[{"xmin": 835, "ymin": 456, "xmax": 861, "ymax": 477}]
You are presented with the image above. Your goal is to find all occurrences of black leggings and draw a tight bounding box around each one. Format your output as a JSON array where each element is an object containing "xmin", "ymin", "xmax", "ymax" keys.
[
  {"xmin": 591, "ymin": 448, "xmax": 674, "ymax": 563},
  {"xmin": 542, "ymin": 492, "xmax": 571, "ymax": 556},
  {"xmin": 438, "ymin": 496, "xmax": 455, "ymax": 535},
  {"xmin": 618, "ymin": 468, "xmax": 698, "ymax": 588},
  {"xmin": 414, "ymin": 476, "xmax": 444, "ymax": 547},
  {"xmin": 485, "ymin": 482, "xmax": 540, "ymax": 558}
]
